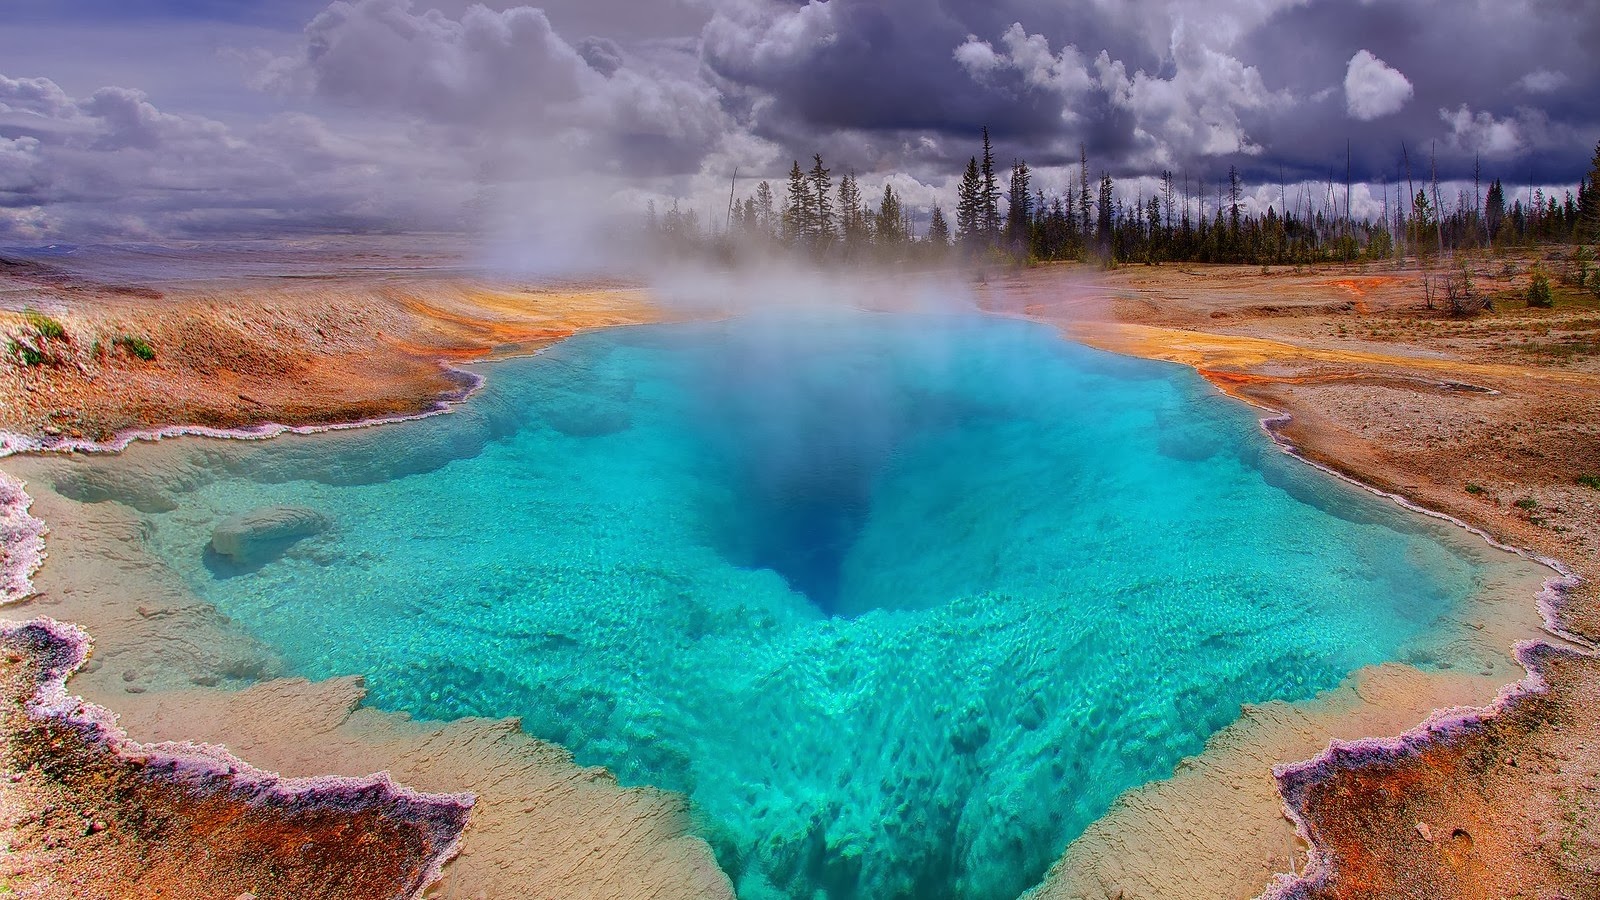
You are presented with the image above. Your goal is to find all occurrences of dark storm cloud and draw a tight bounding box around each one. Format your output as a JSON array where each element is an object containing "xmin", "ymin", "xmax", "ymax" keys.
[
  {"xmin": 700, "ymin": 0, "xmax": 1598, "ymax": 184},
  {"xmin": 1231, "ymin": 0, "xmax": 1600, "ymax": 184},
  {"xmin": 697, "ymin": 0, "xmax": 1309, "ymax": 176},
  {"xmin": 4, "ymin": 0, "xmax": 330, "ymax": 27},
  {"xmin": 3, "ymin": 0, "xmax": 1598, "ymax": 239},
  {"xmin": 697, "ymin": 0, "xmax": 1189, "ymax": 171}
]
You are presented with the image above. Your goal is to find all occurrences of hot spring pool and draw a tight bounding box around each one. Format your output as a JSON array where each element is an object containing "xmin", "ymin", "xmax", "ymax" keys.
[{"xmin": 87, "ymin": 310, "xmax": 1516, "ymax": 898}]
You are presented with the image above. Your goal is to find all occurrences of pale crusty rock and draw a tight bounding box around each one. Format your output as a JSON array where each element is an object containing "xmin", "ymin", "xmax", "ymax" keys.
[{"xmin": 210, "ymin": 505, "xmax": 330, "ymax": 564}]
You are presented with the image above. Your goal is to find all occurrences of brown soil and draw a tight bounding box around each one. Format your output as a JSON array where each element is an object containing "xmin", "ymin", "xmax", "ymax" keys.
[{"xmin": 1, "ymin": 258, "xmax": 658, "ymax": 442}]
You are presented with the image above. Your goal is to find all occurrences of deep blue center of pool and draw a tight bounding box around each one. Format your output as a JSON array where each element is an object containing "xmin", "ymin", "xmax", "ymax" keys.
[{"xmin": 127, "ymin": 310, "xmax": 1490, "ymax": 900}]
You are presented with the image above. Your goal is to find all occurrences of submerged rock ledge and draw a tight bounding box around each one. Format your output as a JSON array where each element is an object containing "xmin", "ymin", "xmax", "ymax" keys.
[{"xmin": 0, "ymin": 616, "xmax": 474, "ymax": 899}]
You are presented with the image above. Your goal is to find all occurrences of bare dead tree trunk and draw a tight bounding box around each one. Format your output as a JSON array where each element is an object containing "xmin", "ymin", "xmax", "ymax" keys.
[
  {"xmin": 1431, "ymin": 141, "xmax": 1445, "ymax": 260},
  {"xmin": 1382, "ymin": 178, "xmax": 1389, "ymax": 253},
  {"xmin": 1474, "ymin": 153, "xmax": 1483, "ymax": 248},
  {"xmin": 1403, "ymin": 142, "xmax": 1415, "ymax": 264},
  {"xmin": 1346, "ymin": 140, "xmax": 1353, "ymax": 258}
]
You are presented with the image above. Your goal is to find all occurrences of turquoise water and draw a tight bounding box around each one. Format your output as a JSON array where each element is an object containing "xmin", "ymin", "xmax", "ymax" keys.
[{"xmin": 120, "ymin": 311, "xmax": 1493, "ymax": 899}]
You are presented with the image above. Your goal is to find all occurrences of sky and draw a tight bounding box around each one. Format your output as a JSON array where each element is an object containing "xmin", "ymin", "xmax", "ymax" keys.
[{"xmin": 2, "ymin": 0, "xmax": 1597, "ymax": 241}]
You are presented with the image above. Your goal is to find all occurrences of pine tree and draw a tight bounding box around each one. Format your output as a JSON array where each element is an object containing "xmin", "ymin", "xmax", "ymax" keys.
[
  {"xmin": 1582, "ymin": 139, "xmax": 1600, "ymax": 242},
  {"xmin": 808, "ymin": 154, "xmax": 834, "ymax": 244},
  {"xmin": 1078, "ymin": 144, "xmax": 1091, "ymax": 238},
  {"xmin": 783, "ymin": 160, "xmax": 809, "ymax": 244},
  {"xmin": 1485, "ymin": 179, "xmax": 1505, "ymax": 240},
  {"xmin": 1412, "ymin": 189, "xmax": 1435, "ymax": 255},
  {"xmin": 1005, "ymin": 159, "xmax": 1033, "ymax": 248},
  {"xmin": 1227, "ymin": 165, "xmax": 1242, "ymax": 237},
  {"xmin": 1096, "ymin": 173, "xmax": 1115, "ymax": 254},
  {"xmin": 1145, "ymin": 195, "xmax": 1161, "ymax": 261},
  {"xmin": 875, "ymin": 185, "xmax": 906, "ymax": 246},
  {"xmin": 980, "ymin": 127, "xmax": 1001, "ymax": 242},
  {"xmin": 838, "ymin": 171, "xmax": 867, "ymax": 252},
  {"xmin": 927, "ymin": 206, "xmax": 951, "ymax": 248},
  {"xmin": 754, "ymin": 180, "xmax": 776, "ymax": 238},
  {"xmin": 956, "ymin": 157, "xmax": 982, "ymax": 245}
]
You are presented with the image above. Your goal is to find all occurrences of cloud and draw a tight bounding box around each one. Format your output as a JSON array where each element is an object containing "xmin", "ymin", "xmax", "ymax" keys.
[
  {"xmin": 1096, "ymin": 24, "xmax": 1288, "ymax": 164},
  {"xmin": 293, "ymin": 0, "xmax": 597, "ymax": 124},
  {"xmin": 1518, "ymin": 69, "xmax": 1568, "ymax": 94},
  {"xmin": 267, "ymin": 0, "xmax": 730, "ymax": 175},
  {"xmin": 954, "ymin": 24, "xmax": 1092, "ymax": 98},
  {"xmin": 1343, "ymin": 50, "xmax": 1412, "ymax": 121},
  {"xmin": 1440, "ymin": 104, "xmax": 1522, "ymax": 158},
  {"xmin": 6, "ymin": 0, "xmax": 1600, "ymax": 240},
  {"xmin": 953, "ymin": 36, "xmax": 1003, "ymax": 77},
  {"xmin": 0, "ymin": 72, "xmax": 473, "ymax": 239}
]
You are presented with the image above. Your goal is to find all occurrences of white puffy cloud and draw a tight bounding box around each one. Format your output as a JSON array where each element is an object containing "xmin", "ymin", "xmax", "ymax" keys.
[
  {"xmin": 954, "ymin": 24, "xmax": 1092, "ymax": 97},
  {"xmin": 953, "ymin": 37, "xmax": 1003, "ymax": 76},
  {"xmin": 1343, "ymin": 50, "xmax": 1412, "ymax": 121},
  {"xmin": 1440, "ymin": 104, "xmax": 1522, "ymax": 157},
  {"xmin": 1094, "ymin": 24, "xmax": 1287, "ymax": 163},
  {"xmin": 1518, "ymin": 69, "xmax": 1568, "ymax": 94}
]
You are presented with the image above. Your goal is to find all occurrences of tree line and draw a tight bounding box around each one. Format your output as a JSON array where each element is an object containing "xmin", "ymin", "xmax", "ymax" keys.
[{"xmin": 646, "ymin": 134, "xmax": 1600, "ymax": 268}]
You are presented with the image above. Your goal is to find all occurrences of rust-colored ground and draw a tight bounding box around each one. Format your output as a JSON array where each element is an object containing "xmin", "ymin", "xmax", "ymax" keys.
[
  {"xmin": 0, "ymin": 257, "xmax": 658, "ymax": 441},
  {"xmin": 1278, "ymin": 645, "xmax": 1600, "ymax": 899},
  {"xmin": 0, "ymin": 622, "xmax": 466, "ymax": 900}
]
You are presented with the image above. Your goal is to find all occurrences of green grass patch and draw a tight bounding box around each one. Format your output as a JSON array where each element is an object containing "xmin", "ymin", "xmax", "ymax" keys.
[
  {"xmin": 21, "ymin": 309, "xmax": 66, "ymax": 340},
  {"xmin": 6, "ymin": 339, "xmax": 43, "ymax": 366},
  {"xmin": 1464, "ymin": 483, "xmax": 1487, "ymax": 495},
  {"xmin": 1514, "ymin": 496, "xmax": 1540, "ymax": 510},
  {"xmin": 1511, "ymin": 338, "xmax": 1600, "ymax": 362},
  {"xmin": 114, "ymin": 335, "xmax": 156, "ymax": 361},
  {"xmin": 1578, "ymin": 475, "xmax": 1600, "ymax": 491}
]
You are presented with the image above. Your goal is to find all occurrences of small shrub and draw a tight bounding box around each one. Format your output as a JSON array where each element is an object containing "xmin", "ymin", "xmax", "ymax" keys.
[
  {"xmin": 1514, "ymin": 496, "xmax": 1540, "ymax": 510},
  {"xmin": 114, "ymin": 335, "xmax": 156, "ymax": 361},
  {"xmin": 1578, "ymin": 475, "xmax": 1600, "ymax": 491},
  {"xmin": 1527, "ymin": 270, "xmax": 1554, "ymax": 308},
  {"xmin": 6, "ymin": 339, "xmax": 44, "ymax": 366},
  {"xmin": 1446, "ymin": 264, "xmax": 1486, "ymax": 316},
  {"xmin": 1465, "ymin": 483, "xmax": 1487, "ymax": 495},
  {"xmin": 21, "ymin": 309, "xmax": 66, "ymax": 340}
]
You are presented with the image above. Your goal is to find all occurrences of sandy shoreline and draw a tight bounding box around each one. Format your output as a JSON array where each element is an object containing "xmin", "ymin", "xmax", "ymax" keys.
[{"xmin": 2, "ymin": 250, "xmax": 1597, "ymax": 898}]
